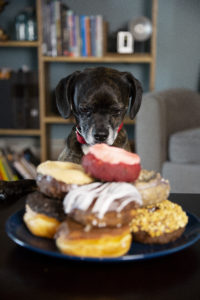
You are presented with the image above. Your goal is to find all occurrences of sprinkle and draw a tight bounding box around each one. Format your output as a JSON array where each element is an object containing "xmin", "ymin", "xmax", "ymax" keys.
[{"xmin": 130, "ymin": 200, "xmax": 188, "ymax": 237}]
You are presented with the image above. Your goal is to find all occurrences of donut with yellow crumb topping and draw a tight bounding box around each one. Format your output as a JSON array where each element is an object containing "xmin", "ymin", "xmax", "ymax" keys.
[{"xmin": 130, "ymin": 200, "xmax": 188, "ymax": 244}]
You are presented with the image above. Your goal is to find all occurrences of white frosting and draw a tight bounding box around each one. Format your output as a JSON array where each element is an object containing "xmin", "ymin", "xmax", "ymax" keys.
[
  {"xmin": 63, "ymin": 182, "xmax": 142, "ymax": 219},
  {"xmin": 89, "ymin": 144, "xmax": 140, "ymax": 165}
]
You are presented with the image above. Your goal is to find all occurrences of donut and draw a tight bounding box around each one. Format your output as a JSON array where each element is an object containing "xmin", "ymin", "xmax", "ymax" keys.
[
  {"xmin": 36, "ymin": 160, "xmax": 94, "ymax": 199},
  {"xmin": 82, "ymin": 144, "xmax": 141, "ymax": 182},
  {"xmin": 63, "ymin": 182, "xmax": 143, "ymax": 228},
  {"xmin": 55, "ymin": 218, "xmax": 132, "ymax": 258},
  {"xmin": 23, "ymin": 191, "xmax": 66, "ymax": 238},
  {"xmin": 134, "ymin": 169, "xmax": 170, "ymax": 206},
  {"xmin": 130, "ymin": 200, "xmax": 188, "ymax": 244}
]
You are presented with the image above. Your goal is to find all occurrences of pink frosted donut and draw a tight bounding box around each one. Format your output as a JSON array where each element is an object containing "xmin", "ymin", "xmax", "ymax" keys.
[{"xmin": 82, "ymin": 144, "xmax": 141, "ymax": 182}]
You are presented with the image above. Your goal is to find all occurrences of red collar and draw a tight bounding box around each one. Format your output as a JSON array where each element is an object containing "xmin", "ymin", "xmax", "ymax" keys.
[{"xmin": 76, "ymin": 122, "xmax": 124, "ymax": 144}]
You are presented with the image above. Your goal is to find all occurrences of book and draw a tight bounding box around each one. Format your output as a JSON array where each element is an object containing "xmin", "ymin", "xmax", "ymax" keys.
[
  {"xmin": 66, "ymin": 10, "xmax": 75, "ymax": 56},
  {"xmin": 23, "ymin": 148, "xmax": 40, "ymax": 166},
  {"xmin": 75, "ymin": 15, "xmax": 81, "ymax": 57},
  {"xmin": 90, "ymin": 16, "xmax": 97, "ymax": 56},
  {"xmin": 0, "ymin": 158, "xmax": 9, "ymax": 181},
  {"xmin": 20, "ymin": 157, "xmax": 37, "ymax": 179},
  {"xmin": 12, "ymin": 153, "xmax": 37, "ymax": 180},
  {"xmin": 1, "ymin": 155, "xmax": 14, "ymax": 181},
  {"xmin": 96, "ymin": 15, "xmax": 103, "ymax": 57},
  {"xmin": 13, "ymin": 160, "xmax": 33, "ymax": 180},
  {"xmin": 41, "ymin": 1, "xmax": 105, "ymax": 58},
  {"xmin": 61, "ymin": 4, "xmax": 69, "ymax": 56},
  {"xmin": 55, "ymin": 0, "xmax": 62, "ymax": 56},
  {"xmin": 80, "ymin": 15, "xmax": 87, "ymax": 57},
  {"xmin": 0, "ymin": 147, "xmax": 39, "ymax": 181},
  {"xmin": 0, "ymin": 150, "xmax": 18, "ymax": 181},
  {"xmin": 41, "ymin": 0, "xmax": 48, "ymax": 55},
  {"xmin": 10, "ymin": 70, "xmax": 39, "ymax": 129},
  {"xmin": 85, "ymin": 16, "xmax": 91, "ymax": 56},
  {"xmin": 50, "ymin": 1, "xmax": 57, "ymax": 56}
]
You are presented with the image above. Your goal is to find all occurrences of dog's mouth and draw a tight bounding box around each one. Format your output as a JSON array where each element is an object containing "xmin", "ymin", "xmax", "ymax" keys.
[{"xmin": 79, "ymin": 125, "xmax": 118, "ymax": 146}]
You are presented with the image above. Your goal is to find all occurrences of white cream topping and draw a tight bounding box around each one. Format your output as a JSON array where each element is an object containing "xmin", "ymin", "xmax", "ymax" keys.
[
  {"xmin": 89, "ymin": 143, "xmax": 140, "ymax": 165},
  {"xmin": 63, "ymin": 182, "xmax": 142, "ymax": 219}
]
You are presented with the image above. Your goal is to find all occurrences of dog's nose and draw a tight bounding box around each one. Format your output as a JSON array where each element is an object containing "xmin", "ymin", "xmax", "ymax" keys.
[{"xmin": 94, "ymin": 131, "xmax": 108, "ymax": 142}]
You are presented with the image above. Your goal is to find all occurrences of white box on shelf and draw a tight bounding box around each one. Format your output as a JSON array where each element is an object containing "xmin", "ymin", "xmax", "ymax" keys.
[{"xmin": 117, "ymin": 31, "xmax": 134, "ymax": 54}]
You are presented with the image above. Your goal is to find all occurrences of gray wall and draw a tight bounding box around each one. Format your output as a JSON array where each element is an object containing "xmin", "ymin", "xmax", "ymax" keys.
[{"xmin": 156, "ymin": 0, "xmax": 200, "ymax": 91}]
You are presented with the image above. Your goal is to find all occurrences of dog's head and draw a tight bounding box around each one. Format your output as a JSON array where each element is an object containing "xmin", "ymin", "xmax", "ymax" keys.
[{"xmin": 56, "ymin": 67, "xmax": 142, "ymax": 145}]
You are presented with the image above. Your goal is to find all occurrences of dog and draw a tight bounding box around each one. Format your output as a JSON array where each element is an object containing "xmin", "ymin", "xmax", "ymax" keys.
[{"xmin": 55, "ymin": 67, "xmax": 142, "ymax": 164}]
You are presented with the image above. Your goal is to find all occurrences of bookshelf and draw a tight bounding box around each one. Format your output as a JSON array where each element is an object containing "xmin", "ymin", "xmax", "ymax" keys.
[
  {"xmin": 0, "ymin": 0, "xmax": 158, "ymax": 162},
  {"xmin": 42, "ymin": 53, "xmax": 153, "ymax": 63},
  {"xmin": 0, "ymin": 41, "xmax": 39, "ymax": 47}
]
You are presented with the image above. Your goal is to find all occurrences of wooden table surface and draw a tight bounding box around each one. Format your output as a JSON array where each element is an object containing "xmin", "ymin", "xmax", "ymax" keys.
[{"xmin": 0, "ymin": 193, "xmax": 200, "ymax": 300}]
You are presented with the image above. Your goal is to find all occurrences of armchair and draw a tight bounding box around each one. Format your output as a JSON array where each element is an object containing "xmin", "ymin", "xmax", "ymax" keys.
[{"xmin": 135, "ymin": 88, "xmax": 200, "ymax": 193}]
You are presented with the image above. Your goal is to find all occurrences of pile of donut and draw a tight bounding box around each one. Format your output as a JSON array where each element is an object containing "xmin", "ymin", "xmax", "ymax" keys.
[{"xmin": 23, "ymin": 144, "xmax": 188, "ymax": 258}]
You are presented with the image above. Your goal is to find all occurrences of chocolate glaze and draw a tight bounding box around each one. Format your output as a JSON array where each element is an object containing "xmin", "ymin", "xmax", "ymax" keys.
[
  {"xmin": 36, "ymin": 174, "xmax": 72, "ymax": 199},
  {"xmin": 25, "ymin": 191, "xmax": 66, "ymax": 221},
  {"xmin": 69, "ymin": 201, "xmax": 139, "ymax": 228},
  {"xmin": 132, "ymin": 227, "xmax": 185, "ymax": 244},
  {"xmin": 55, "ymin": 218, "xmax": 130, "ymax": 240}
]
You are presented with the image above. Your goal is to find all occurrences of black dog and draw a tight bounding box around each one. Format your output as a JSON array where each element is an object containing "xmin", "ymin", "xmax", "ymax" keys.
[{"xmin": 55, "ymin": 67, "xmax": 142, "ymax": 164}]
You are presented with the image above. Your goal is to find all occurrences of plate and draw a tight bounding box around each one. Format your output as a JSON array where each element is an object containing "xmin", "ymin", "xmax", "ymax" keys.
[{"xmin": 5, "ymin": 209, "xmax": 200, "ymax": 262}]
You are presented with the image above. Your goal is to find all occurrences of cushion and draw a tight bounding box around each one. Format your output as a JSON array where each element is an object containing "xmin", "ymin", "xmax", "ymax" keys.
[
  {"xmin": 169, "ymin": 127, "xmax": 200, "ymax": 163},
  {"xmin": 162, "ymin": 161, "xmax": 200, "ymax": 193}
]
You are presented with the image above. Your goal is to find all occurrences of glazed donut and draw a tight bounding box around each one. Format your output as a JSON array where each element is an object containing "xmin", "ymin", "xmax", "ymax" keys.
[
  {"xmin": 23, "ymin": 191, "xmax": 66, "ymax": 238},
  {"xmin": 82, "ymin": 143, "xmax": 141, "ymax": 182},
  {"xmin": 55, "ymin": 218, "xmax": 132, "ymax": 258},
  {"xmin": 36, "ymin": 160, "xmax": 94, "ymax": 199},
  {"xmin": 130, "ymin": 200, "xmax": 188, "ymax": 244},
  {"xmin": 134, "ymin": 169, "xmax": 170, "ymax": 206},
  {"xmin": 63, "ymin": 182, "xmax": 142, "ymax": 228}
]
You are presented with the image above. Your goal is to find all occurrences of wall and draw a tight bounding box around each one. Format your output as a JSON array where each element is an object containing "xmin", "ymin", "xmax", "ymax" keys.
[{"xmin": 156, "ymin": 0, "xmax": 200, "ymax": 91}]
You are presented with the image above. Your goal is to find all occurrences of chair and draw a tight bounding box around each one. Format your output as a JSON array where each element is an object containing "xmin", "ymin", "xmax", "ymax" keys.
[{"xmin": 135, "ymin": 88, "xmax": 200, "ymax": 193}]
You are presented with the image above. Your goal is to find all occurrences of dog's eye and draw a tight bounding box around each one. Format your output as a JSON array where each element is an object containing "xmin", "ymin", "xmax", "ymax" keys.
[
  {"xmin": 112, "ymin": 110, "xmax": 121, "ymax": 116},
  {"xmin": 80, "ymin": 107, "xmax": 91, "ymax": 116}
]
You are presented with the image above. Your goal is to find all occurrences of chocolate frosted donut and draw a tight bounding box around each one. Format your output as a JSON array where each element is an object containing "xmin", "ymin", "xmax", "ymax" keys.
[
  {"xmin": 36, "ymin": 160, "xmax": 94, "ymax": 199},
  {"xmin": 131, "ymin": 200, "xmax": 188, "ymax": 244},
  {"xmin": 63, "ymin": 182, "xmax": 143, "ymax": 228},
  {"xmin": 55, "ymin": 218, "xmax": 132, "ymax": 258},
  {"xmin": 82, "ymin": 144, "xmax": 141, "ymax": 182},
  {"xmin": 134, "ymin": 169, "xmax": 170, "ymax": 206},
  {"xmin": 23, "ymin": 191, "xmax": 66, "ymax": 238},
  {"xmin": 36, "ymin": 174, "xmax": 72, "ymax": 200}
]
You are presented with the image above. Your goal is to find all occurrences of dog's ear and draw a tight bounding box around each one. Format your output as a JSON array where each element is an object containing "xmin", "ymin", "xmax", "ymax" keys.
[
  {"xmin": 55, "ymin": 71, "xmax": 81, "ymax": 119},
  {"xmin": 121, "ymin": 72, "xmax": 143, "ymax": 120}
]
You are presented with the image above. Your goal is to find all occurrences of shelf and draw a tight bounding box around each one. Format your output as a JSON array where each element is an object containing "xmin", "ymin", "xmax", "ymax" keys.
[
  {"xmin": 0, "ymin": 129, "xmax": 41, "ymax": 136},
  {"xmin": 44, "ymin": 116, "xmax": 75, "ymax": 124},
  {"xmin": 44, "ymin": 115, "xmax": 135, "ymax": 125},
  {"xmin": 0, "ymin": 41, "xmax": 39, "ymax": 47},
  {"xmin": 42, "ymin": 53, "xmax": 152, "ymax": 64}
]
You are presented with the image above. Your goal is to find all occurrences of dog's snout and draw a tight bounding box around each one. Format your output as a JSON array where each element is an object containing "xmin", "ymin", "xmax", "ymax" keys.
[{"xmin": 94, "ymin": 130, "xmax": 109, "ymax": 142}]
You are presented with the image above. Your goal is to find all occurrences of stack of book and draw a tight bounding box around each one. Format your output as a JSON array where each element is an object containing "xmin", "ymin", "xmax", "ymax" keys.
[
  {"xmin": 0, "ymin": 69, "xmax": 39, "ymax": 129},
  {"xmin": 42, "ymin": 0, "xmax": 106, "ymax": 57},
  {"xmin": 0, "ymin": 148, "xmax": 40, "ymax": 181}
]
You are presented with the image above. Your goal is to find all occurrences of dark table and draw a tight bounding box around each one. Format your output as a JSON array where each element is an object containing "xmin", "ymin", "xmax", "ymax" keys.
[{"xmin": 0, "ymin": 193, "xmax": 200, "ymax": 300}]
